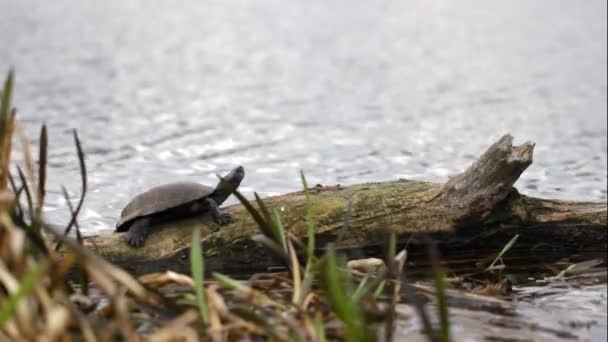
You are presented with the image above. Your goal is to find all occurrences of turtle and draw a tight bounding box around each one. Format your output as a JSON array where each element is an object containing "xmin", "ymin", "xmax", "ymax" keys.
[{"xmin": 115, "ymin": 165, "xmax": 245, "ymax": 248}]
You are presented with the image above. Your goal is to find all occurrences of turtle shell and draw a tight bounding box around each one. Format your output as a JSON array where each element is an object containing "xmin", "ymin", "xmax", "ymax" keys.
[{"xmin": 116, "ymin": 182, "xmax": 215, "ymax": 232}]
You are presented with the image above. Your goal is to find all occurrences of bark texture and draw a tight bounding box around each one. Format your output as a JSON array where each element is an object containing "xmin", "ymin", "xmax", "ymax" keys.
[{"xmin": 77, "ymin": 135, "xmax": 607, "ymax": 275}]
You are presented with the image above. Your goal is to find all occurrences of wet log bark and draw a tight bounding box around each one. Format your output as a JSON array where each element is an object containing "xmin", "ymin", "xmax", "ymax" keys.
[{"xmin": 79, "ymin": 135, "xmax": 607, "ymax": 275}]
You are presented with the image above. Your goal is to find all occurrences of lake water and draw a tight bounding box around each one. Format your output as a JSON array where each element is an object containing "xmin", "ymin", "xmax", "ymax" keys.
[{"xmin": 2, "ymin": 0, "xmax": 606, "ymax": 234}]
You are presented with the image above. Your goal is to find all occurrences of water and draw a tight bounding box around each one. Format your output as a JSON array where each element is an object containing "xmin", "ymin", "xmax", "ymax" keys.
[
  {"xmin": 1, "ymin": 0, "xmax": 606, "ymax": 234},
  {"xmin": 395, "ymin": 284, "xmax": 607, "ymax": 341}
]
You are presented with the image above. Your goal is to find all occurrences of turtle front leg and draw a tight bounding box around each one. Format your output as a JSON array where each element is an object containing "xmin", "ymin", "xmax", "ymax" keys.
[
  {"xmin": 126, "ymin": 219, "xmax": 151, "ymax": 248},
  {"xmin": 204, "ymin": 198, "xmax": 232, "ymax": 225}
]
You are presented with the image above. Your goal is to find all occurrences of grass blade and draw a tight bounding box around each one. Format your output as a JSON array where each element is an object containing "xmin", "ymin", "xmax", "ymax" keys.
[
  {"xmin": 312, "ymin": 312, "xmax": 327, "ymax": 342},
  {"xmin": 231, "ymin": 189, "xmax": 274, "ymax": 238},
  {"xmin": 428, "ymin": 240, "xmax": 451, "ymax": 342},
  {"xmin": 213, "ymin": 273, "xmax": 278, "ymax": 306},
  {"xmin": 0, "ymin": 259, "xmax": 49, "ymax": 329},
  {"xmin": 254, "ymin": 192, "xmax": 273, "ymax": 223},
  {"xmin": 321, "ymin": 249, "xmax": 370, "ymax": 342},
  {"xmin": 0, "ymin": 69, "xmax": 13, "ymax": 135},
  {"xmin": 16, "ymin": 165, "xmax": 34, "ymax": 223},
  {"xmin": 297, "ymin": 171, "xmax": 318, "ymax": 307},
  {"xmin": 55, "ymin": 130, "xmax": 87, "ymax": 251},
  {"xmin": 373, "ymin": 279, "xmax": 386, "ymax": 298},
  {"xmin": 63, "ymin": 130, "xmax": 87, "ymax": 233},
  {"xmin": 271, "ymin": 208, "xmax": 288, "ymax": 255},
  {"xmin": 544, "ymin": 258, "xmax": 606, "ymax": 282},
  {"xmin": 300, "ymin": 170, "xmax": 315, "ymax": 263},
  {"xmin": 190, "ymin": 228, "xmax": 208, "ymax": 324},
  {"xmin": 60, "ymin": 186, "xmax": 83, "ymax": 245},
  {"xmin": 352, "ymin": 276, "xmax": 370, "ymax": 302},
  {"xmin": 8, "ymin": 173, "xmax": 25, "ymax": 223},
  {"xmin": 233, "ymin": 188, "xmax": 291, "ymax": 264},
  {"xmin": 486, "ymin": 234, "xmax": 519, "ymax": 271},
  {"xmin": 434, "ymin": 269, "xmax": 450, "ymax": 342},
  {"xmin": 251, "ymin": 234, "xmax": 290, "ymax": 263},
  {"xmin": 563, "ymin": 258, "xmax": 604, "ymax": 275},
  {"xmin": 59, "ymin": 185, "xmax": 89, "ymax": 295},
  {"xmin": 287, "ymin": 237, "xmax": 302, "ymax": 305},
  {"xmin": 36, "ymin": 124, "xmax": 47, "ymax": 219},
  {"xmin": 0, "ymin": 70, "xmax": 15, "ymax": 191}
]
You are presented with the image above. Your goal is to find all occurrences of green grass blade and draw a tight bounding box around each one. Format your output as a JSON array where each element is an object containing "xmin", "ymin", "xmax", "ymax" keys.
[
  {"xmin": 0, "ymin": 258, "xmax": 48, "ymax": 329},
  {"xmin": 427, "ymin": 239, "xmax": 451, "ymax": 342},
  {"xmin": 373, "ymin": 279, "xmax": 386, "ymax": 298},
  {"xmin": 213, "ymin": 272, "xmax": 278, "ymax": 306},
  {"xmin": 300, "ymin": 170, "xmax": 316, "ymax": 264},
  {"xmin": 298, "ymin": 266, "xmax": 314, "ymax": 307},
  {"xmin": 352, "ymin": 276, "xmax": 370, "ymax": 302},
  {"xmin": 297, "ymin": 171, "xmax": 317, "ymax": 307},
  {"xmin": 0, "ymin": 69, "xmax": 14, "ymax": 132},
  {"xmin": 324, "ymin": 250, "xmax": 357, "ymax": 323},
  {"xmin": 190, "ymin": 228, "xmax": 208, "ymax": 324},
  {"xmin": 233, "ymin": 188, "xmax": 291, "ymax": 263},
  {"xmin": 321, "ymin": 250, "xmax": 369, "ymax": 342},
  {"xmin": 255, "ymin": 192, "xmax": 275, "ymax": 237},
  {"xmin": 434, "ymin": 270, "xmax": 451, "ymax": 342},
  {"xmin": 232, "ymin": 189, "xmax": 275, "ymax": 238},
  {"xmin": 251, "ymin": 234, "xmax": 289, "ymax": 262},
  {"xmin": 312, "ymin": 312, "xmax": 327, "ymax": 342},
  {"xmin": 563, "ymin": 258, "xmax": 604, "ymax": 275},
  {"xmin": 271, "ymin": 208, "xmax": 287, "ymax": 255},
  {"xmin": 287, "ymin": 238, "xmax": 303, "ymax": 305},
  {"xmin": 486, "ymin": 234, "xmax": 519, "ymax": 271},
  {"xmin": 213, "ymin": 272, "xmax": 244, "ymax": 290},
  {"xmin": 388, "ymin": 231, "xmax": 396, "ymax": 261}
]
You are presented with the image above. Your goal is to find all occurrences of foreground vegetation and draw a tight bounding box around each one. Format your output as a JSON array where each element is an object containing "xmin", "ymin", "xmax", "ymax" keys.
[
  {"xmin": 0, "ymin": 69, "xmax": 451, "ymax": 341},
  {"xmin": 1, "ymin": 70, "xmax": 605, "ymax": 341}
]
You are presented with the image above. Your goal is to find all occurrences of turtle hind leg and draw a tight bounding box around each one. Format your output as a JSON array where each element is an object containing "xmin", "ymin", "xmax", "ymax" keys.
[
  {"xmin": 204, "ymin": 198, "xmax": 232, "ymax": 225},
  {"xmin": 126, "ymin": 219, "xmax": 152, "ymax": 248}
]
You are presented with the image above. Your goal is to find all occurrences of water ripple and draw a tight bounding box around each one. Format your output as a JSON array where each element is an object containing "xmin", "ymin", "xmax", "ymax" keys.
[{"xmin": 3, "ymin": 0, "xmax": 606, "ymax": 234}]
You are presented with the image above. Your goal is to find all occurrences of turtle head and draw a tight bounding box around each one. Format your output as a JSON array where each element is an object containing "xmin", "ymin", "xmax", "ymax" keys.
[
  {"xmin": 213, "ymin": 165, "xmax": 245, "ymax": 204},
  {"xmin": 223, "ymin": 165, "xmax": 245, "ymax": 187}
]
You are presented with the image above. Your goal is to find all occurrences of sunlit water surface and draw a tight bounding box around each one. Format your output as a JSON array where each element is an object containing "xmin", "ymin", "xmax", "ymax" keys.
[{"xmin": 1, "ymin": 0, "xmax": 606, "ymax": 234}]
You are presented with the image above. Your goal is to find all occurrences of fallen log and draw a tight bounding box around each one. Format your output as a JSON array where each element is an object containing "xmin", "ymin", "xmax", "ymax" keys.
[{"xmin": 80, "ymin": 134, "xmax": 607, "ymax": 275}]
